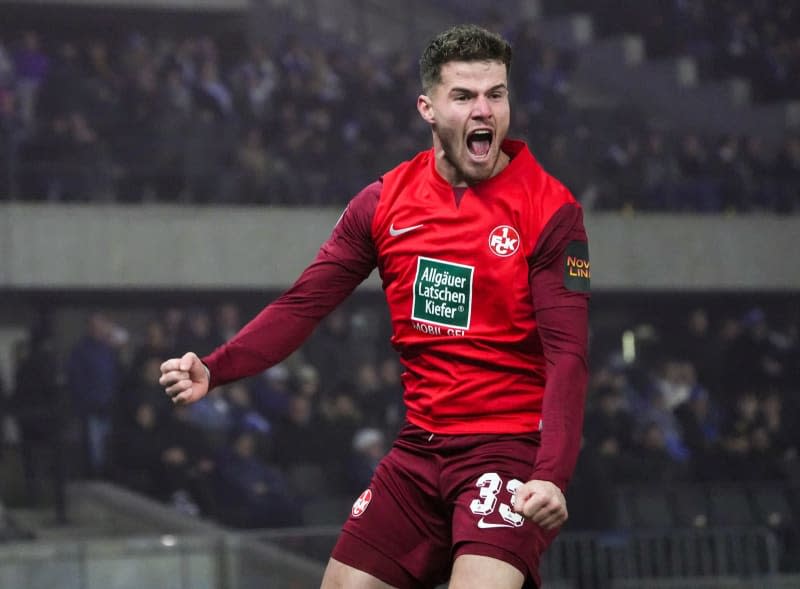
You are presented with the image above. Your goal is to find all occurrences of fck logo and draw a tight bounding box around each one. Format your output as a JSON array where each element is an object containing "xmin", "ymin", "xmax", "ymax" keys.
[
  {"xmin": 488, "ymin": 225, "xmax": 520, "ymax": 257},
  {"xmin": 351, "ymin": 489, "xmax": 372, "ymax": 518}
]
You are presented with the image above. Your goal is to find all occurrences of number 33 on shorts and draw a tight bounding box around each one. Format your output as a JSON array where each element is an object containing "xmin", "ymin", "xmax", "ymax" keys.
[{"xmin": 469, "ymin": 472, "xmax": 525, "ymax": 528}]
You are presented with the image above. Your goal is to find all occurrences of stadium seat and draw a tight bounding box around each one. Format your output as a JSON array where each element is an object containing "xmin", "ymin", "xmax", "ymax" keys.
[
  {"xmin": 749, "ymin": 485, "xmax": 794, "ymax": 529},
  {"xmin": 613, "ymin": 486, "xmax": 635, "ymax": 530},
  {"xmin": 707, "ymin": 485, "xmax": 757, "ymax": 527},
  {"xmin": 671, "ymin": 485, "xmax": 710, "ymax": 528},
  {"xmin": 630, "ymin": 486, "xmax": 675, "ymax": 528}
]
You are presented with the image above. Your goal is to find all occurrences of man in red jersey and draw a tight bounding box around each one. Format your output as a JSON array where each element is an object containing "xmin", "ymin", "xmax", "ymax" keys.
[{"xmin": 160, "ymin": 24, "xmax": 590, "ymax": 589}]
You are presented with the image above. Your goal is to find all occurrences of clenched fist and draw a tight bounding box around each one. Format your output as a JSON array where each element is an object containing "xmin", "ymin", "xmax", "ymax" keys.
[
  {"xmin": 159, "ymin": 351, "xmax": 210, "ymax": 405},
  {"xmin": 512, "ymin": 479, "xmax": 567, "ymax": 530}
]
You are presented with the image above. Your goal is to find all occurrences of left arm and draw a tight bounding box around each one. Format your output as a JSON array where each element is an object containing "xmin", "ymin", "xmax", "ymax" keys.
[{"xmin": 513, "ymin": 202, "xmax": 590, "ymax": 529}]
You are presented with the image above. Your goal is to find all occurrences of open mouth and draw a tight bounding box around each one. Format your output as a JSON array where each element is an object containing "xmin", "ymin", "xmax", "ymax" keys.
[{"xmin": 467, "ymin": 129, "xmax": 493, "ymax": 157}]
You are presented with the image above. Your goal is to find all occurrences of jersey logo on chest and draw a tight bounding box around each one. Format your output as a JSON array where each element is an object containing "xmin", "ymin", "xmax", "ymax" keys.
[
  {"xmin": 411, "ymin": 257, "xmax": 474, "ymax": 330},
  {"xmin": 488, "ymin": 225, "xmax": 521, "ymax": 257},
  {"xmin": 389, "ymin": 222, "xmax": 425, "ymax": 237}
]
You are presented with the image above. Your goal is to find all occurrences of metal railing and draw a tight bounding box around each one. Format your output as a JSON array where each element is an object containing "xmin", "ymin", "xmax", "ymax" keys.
[
  {"xmin": 0, "ymin": 482, "xmax": 792, "ymax": 589},
  {"xmin": 0, "ymin": 525, "xmax": 785, "ymax": 589},
  {"xmin": 541, "ymin": 527, "xmax": 781, "ymax": 588}
]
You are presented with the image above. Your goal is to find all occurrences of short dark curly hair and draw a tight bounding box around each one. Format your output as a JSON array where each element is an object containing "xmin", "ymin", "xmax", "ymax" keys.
[{"xmin": 419, "ymin": 24, "xmax": 512, "ymax": 93}]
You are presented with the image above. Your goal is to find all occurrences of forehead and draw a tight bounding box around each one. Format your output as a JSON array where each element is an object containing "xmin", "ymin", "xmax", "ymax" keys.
[{"xmin": 436, "ymin": 59, "xmax": 508, "ymax": 91}]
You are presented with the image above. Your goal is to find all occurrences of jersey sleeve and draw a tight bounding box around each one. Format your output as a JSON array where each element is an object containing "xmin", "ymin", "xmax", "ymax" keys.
[
  {"xmin": 202, "ymin": 182, "xmax": 381, "ymax": 389},
  {"xmin": 527, "ymin": 202, "xmax": 590, "ymax": 491}
]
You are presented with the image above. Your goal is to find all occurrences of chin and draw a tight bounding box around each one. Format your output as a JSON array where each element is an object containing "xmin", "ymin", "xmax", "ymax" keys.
[
  {"xmin": 463, "ymin": 170, "xmax": 493, "ymax": 185},
  {"xmin": 463, "ymin": 158, "xmax": 496, "ymax": 183}
]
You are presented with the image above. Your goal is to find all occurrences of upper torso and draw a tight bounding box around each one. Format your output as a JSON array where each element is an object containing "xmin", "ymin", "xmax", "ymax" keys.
[
  {"xmin": 345, "ymin": 140, "xmax": 583, "ymax": 434},
  {"xmin": 203, "ymin": 139, "xmax": 589, "ymax": 438}
]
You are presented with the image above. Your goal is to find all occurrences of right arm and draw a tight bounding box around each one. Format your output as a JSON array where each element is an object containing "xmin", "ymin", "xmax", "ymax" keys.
[{"xmin": 160, "ymin": 183, "xmax": 381, "ymax": 404}]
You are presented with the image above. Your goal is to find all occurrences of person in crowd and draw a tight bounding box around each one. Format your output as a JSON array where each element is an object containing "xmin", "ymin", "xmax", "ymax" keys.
[
  {"xmin": 127, "ymin": 319, "xmax": 171, "ymax": 387},
  {"xmin": 718, "ymin": 389, "xmax": 766, "ymax": 481},
  {"xmin": 271, "ymin": 393, "xmax": 325, "ymax": 470},
  {"xmin": 157, "ymin": 404, "xmax": 218, "ymax": 516},
  {"xmin": 302, "ymin": 308, "xmax": 354, "ymax": 385},
  {"xmin": 582, "ymin": 385, "xmax": 635, "ymax": 458},
  {"xmin": 213, "ymin": 302, "xmax": 243, "ymax": 345},
  {"xmin": 12, "ymin": 31, "xmax": 49, "ymax": 127},
  {"xmin": 110, "ymin": 384, "xmax": 170, "ymax": 498},
  {"xmin": 758, "ymin": 390, "xmax": 798, "ymax": 480},
  {"xmin": 723, "ymin": 308, "xmax": 786, "ymax": 394},
  {"xmin": 249, "ymin": 363, "xmax": 296, "ymax": 422},
  {"xmin": 176, "ymin": 308, "xmax": 217, "ymax": 358},
  {"xmin": 678, "ymin": 308, "xmax": 720, "ymax": 387},
  {"xmin": 213, "ymin": 427, "xmax": 300, "ymax": 528},
  {"xmin": 9, "ymin": 321, "xmax": 62, "ymax": 505},
  {"xmin": 347, "ymin": 427, "xmax": 388, "ymax": 495},
  {"xmin": 674, "ymin": 385, "xmax": 720, "ymax": 481},
  {"xmin": 629, "ymin": 421, "xmax": 688, "ymax": 483},
  {"xmin": 224, "ymin": 382, "xmax": 271, "ymax": 437},
  {"xmin": 67, "ymin": 312, "xmax": 125, "ymax": 477},
  {"xmin": 0, "ymin": 88, "xmax": 26, "ymax": 199}
]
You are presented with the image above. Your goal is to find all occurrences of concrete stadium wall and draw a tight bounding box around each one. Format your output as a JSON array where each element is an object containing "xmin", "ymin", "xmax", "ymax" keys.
[{"xmin": 1, "ymin": 203, "xmax": 798, "ymax": 291}]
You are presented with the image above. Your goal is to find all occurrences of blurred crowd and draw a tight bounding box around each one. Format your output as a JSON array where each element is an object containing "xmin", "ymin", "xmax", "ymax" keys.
[
  {"xmin": 0, "ymin": 22, "xmax": 798, "ymax": 212},
  {"xmin": 549, "ymin": 0, "xmax": 800, "ymax": 102},
  {"xmin": 573, "ymin": 304, "xmax": 800, "ymax": 529},
  {"xmin": 0, "ymin": 29, "xmax": 425, "ymax": 206},
  {"xmin": 1, "ymin": 297, "xmax": 798, "ymax": 531},
  {"xmin": 3, "ymin": 300, "xmax": 402, "ymax": 528}
]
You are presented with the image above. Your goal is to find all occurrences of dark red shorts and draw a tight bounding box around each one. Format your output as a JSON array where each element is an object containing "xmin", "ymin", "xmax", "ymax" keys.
[{"xmin": 331, "ymin": 422, "xmax": 558, "ymax": 588}]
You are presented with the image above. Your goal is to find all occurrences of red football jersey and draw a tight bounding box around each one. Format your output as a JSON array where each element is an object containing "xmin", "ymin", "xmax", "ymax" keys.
[
  {"xmin": 372, "ymin": 140, "xmax": 578, "ymax": 434},
  {"xmin": 203, "ymin": 139, "xmax": 589, "ymax": 486}
]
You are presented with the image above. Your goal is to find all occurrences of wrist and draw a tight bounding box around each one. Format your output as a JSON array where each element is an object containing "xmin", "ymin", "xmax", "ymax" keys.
[{"xmin": 528, "ymin": 470, "xmax": 568, "ymax": 492}]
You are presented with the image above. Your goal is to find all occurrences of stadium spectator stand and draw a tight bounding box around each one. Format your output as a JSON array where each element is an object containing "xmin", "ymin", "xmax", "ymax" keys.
[
  {"xmin": 545, "ymin": 0, "xmax": 800, "ymax": 103},
  {"xmin": 0, "ymin": 0, "xmax": 797, "ymax": 211},
  {"xmin": 1, "ymin": 294, "xmax": 798, "ymax": 560}
]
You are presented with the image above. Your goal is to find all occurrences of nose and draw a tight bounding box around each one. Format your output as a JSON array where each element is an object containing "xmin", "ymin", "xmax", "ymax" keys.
[{"xmin": 471, "ymin": 95, "xmax": 492, "ymax": 119}]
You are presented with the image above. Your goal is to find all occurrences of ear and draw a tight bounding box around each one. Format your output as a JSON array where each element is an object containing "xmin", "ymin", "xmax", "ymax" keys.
[{"xmin": 417, "ymin": 94, "xmax": 435, "ymax": 124}]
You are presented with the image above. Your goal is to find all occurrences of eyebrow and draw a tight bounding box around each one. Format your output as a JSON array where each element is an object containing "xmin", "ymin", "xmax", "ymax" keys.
[{"xmin": 449, "ymin": 83, "xmax": 508, "ymax": 95}]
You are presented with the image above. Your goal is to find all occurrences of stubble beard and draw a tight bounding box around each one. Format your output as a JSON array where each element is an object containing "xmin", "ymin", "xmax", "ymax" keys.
[{"xmin": 438, "ymin": 130, "xmax": 497, "ymax": 186}]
